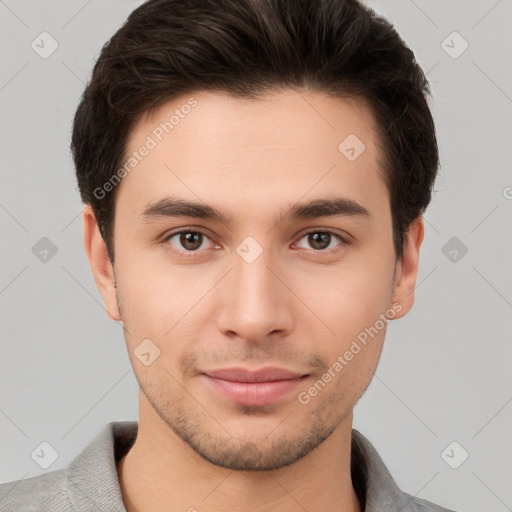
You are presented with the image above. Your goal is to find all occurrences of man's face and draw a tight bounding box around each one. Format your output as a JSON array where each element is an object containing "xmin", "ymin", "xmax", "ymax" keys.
[{"xmin": 93, "ymin": 89, "xmax": 417, "ymax": 470}]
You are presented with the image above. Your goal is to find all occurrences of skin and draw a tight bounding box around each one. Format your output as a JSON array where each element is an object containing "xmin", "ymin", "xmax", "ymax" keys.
[{"xmin": 83, "ymin": 88, "xmax": 423, "ymax": 512}]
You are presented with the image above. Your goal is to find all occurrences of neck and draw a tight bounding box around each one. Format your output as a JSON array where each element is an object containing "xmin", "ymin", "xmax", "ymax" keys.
[{"xmin": 118, "ymin": 394, "xmax": 362, "ymax": 512}]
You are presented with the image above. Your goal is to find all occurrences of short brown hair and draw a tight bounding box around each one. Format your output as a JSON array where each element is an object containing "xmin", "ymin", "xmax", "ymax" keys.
[{"xmin": 71, "ymin": 0, "xmax": 439, "ymax": 263}]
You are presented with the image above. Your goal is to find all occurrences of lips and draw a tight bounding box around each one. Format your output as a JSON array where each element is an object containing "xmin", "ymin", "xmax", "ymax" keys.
[
  {"xmin": 203, "ymin": 367, "xmax": 308, "ymax": 382},
  {"xmin": 200, "ymin": 366, "xmax": 310, "ymax": 406}
]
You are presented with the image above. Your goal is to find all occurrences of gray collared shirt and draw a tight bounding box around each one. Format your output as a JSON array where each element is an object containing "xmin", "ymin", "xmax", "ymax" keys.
[{"xmin": 0, "ymin": 421, "xmax": 457, "ymax": 511}]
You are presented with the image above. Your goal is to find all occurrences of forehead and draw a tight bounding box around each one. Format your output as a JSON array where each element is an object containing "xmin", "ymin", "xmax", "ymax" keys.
[
  {"xmin": 134, "ymin": 88, "xmax": 381, "ymax": 154},
  {"xmin": 116, "ymin": 88, "xmax": 388, "ymax": 223}
]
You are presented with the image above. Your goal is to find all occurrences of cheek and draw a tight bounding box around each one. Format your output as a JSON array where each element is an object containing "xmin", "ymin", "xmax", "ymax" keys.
[
  {"xmin": 114, "ymin": 254, "xmax": 216, "ymax": 351},
  {"xmin": 294, "ymin": 253, "xmax": 394, "ymax": 337},
  {"xmin": 325, "ymin": 261, "xmax": 394, "ymax": 377},
  {"xmin": 113, "ymin": 257, "xmax": 172, "ymax": 339}
]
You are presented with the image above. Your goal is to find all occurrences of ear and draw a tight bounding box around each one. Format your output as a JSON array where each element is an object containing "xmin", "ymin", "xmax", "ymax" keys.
[
  {"xmin": 82, "ymin": 205, "xmax": 121, "ymax": 321},
  {"xmin": 391, "ymin": 215, "xmax": 424, "ymax": 320}
]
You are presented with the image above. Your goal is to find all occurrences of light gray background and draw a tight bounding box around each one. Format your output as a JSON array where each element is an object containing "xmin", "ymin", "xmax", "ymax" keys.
[{"xmin": 1, "ymin": 1, "xmax": 511, "ymax": 511}]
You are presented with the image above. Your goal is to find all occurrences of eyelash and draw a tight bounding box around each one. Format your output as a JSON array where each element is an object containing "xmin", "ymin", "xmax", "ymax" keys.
[{"xmin": 162, "ymin": 228, "xmax": 349, "ymax": 255}]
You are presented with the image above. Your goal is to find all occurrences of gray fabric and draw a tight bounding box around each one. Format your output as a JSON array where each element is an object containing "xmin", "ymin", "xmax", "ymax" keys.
[{"xmin": 0, "ymin": 421, "xmax": 457, "ymax": 511}]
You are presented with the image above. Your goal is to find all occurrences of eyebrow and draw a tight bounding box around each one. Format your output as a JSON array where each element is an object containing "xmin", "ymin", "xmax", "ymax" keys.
[{"xmin": 140, "ymin": 196, "xmax": 370, "ymax": 225}]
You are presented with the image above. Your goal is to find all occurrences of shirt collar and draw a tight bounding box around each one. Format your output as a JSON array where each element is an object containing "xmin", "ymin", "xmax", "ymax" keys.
[{"xmin": 351, "ymin": 428, "xmax": 420, "ymax": 511}]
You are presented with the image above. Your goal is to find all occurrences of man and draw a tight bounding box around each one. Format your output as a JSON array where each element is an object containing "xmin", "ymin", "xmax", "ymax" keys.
[{"xmin": 0, "ymin": 0, "xmax": 457, "ymax": 510}]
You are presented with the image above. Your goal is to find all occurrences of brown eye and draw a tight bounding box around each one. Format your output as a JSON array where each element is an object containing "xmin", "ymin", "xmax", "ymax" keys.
[
  {"xmin": 166, "ymin": 231, "xmax": 213, "ymax": 252},
  {"xmin": 296, "ymin": 230, "xmax": 344, "ymax": 251},
  {"xmin": 308, "ymin": 232, "xmax": 330, "ymax": 250},
  {"xmin": 180, "ymin": 232, "xmax": 203, "ymax": 251}
]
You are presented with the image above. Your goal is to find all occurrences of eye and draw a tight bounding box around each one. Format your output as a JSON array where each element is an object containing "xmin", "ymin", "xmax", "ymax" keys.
[
  {"xmin": 165, "ymin": 230, "xmax": 215, "ymax": 252},
  {"xmin": 295, "ymin": 229, "xmax": 346, "ymax": 251},
  {"xmin": 163, "ymin": 228, "xmax": 348, "ymax": 255}
]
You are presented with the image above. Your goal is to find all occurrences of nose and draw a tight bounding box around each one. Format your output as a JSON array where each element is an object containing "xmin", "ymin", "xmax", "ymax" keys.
[{"xmin": 216, "ymin": 246, "xmax": 294, "ymax": 344}]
